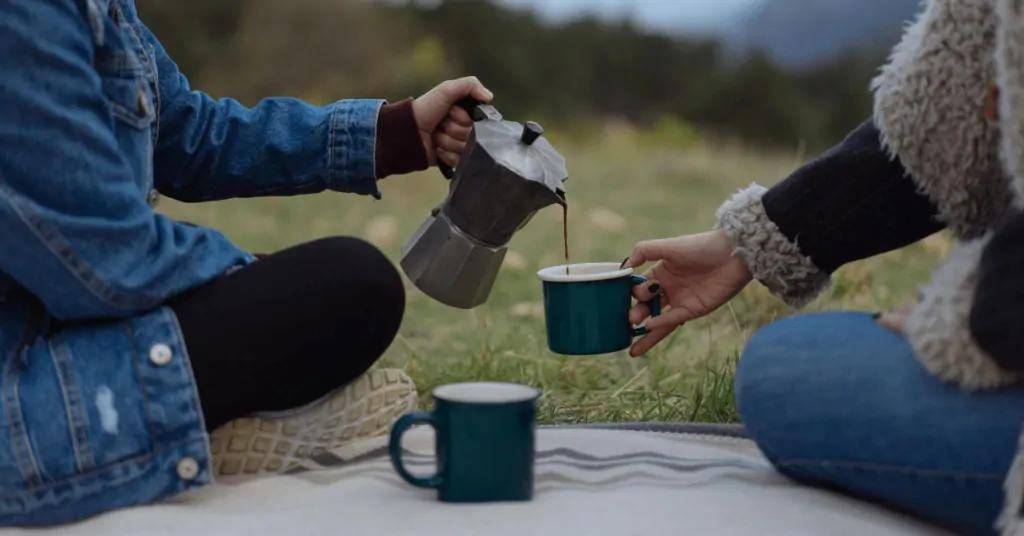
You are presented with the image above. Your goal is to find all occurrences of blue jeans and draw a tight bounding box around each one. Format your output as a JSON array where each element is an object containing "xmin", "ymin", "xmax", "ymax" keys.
[{"xmin": 735, "ymin": 312, "xmax": 1024, "ymax": 536}]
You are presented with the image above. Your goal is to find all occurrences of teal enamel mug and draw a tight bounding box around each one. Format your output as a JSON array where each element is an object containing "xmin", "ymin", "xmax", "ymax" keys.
[
  {"xmin": 388, "ymin": 382, "xmax": 539, "ymax": 503},
  {"xmin": 538, "ymin": 262, "xmax": 661, "ymax": 355}
]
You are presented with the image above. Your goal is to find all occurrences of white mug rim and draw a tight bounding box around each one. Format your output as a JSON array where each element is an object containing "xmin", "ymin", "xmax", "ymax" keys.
[
  {"xmin": 432, "ymin": 382, "xmax": 540, "ymax": 404},
  {"xmin": 536, "ymin": 262, "xmax": 633, "ymax": 283}
]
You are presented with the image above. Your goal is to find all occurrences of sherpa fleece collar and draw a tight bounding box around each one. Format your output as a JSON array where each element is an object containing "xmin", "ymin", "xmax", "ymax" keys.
[{"xmin": 872, "ymin": 0, "xmax": 1012, "ymax": 239}]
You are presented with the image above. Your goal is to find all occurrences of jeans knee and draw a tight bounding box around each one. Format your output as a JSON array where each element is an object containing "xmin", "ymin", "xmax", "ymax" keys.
[
  {"xmin": 734, "ymin": 312, "xmax": 873, "ymax": 411},
  {"xmin": 733, "ymin": 315, "xmax": 817, "ymax": 462},
  {"xmin": 734, "ymin": 311, "xmax": 906, "ymax": 462},
  {"xmin": 734, "ymin": 319, "xmax": 789, "ymax": 422}
]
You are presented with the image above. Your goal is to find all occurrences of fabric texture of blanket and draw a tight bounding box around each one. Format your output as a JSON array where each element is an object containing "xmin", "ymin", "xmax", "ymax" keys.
[{"xmin": 9, "ymin": 426, "xmax": 951, "ymax": 536}]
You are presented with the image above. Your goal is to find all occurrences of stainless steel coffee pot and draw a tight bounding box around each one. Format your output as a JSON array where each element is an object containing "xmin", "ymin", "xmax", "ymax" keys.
[{"xmin": 400, "ymin": 97, "xmax": 568, "ymax": 309}]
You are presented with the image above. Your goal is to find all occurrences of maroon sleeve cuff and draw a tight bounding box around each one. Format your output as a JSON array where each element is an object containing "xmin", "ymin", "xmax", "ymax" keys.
[{"xmin": 375, "ymin": 97, "xmax": 429, "ymax": 179}]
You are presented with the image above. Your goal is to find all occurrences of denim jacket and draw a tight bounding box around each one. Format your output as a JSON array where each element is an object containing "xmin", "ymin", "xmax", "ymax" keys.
[{"xmin": 0, "ymin": 0, "xmax": 384, "ymax": 525}]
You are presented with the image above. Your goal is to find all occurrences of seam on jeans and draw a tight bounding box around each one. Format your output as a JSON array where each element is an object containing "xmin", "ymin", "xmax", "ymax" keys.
[
  {"xmin": 243, "ymin": 180, "xmax": 322, "ymax": 197},
  {"xmin": 48, "ymin": 334, "xmax": 96, "ymax": 472},
  {"xmin": 126, "ymin": 320, "xmax": 157, "ymax": 441},
  {"xmin": 369, "ymin": 102, "xmax": 382, "ymax": 198},
  {"xmin": 3, "ymin": 350, "xmax": 38, "ymax": 486},
  {"xmin": 148, "ymin": 41, "xmax": 161, "ymax": 143},
  {"xmin": 122, "ymin": 15, "xmax": 160, "ymax": 143},
  {"xmin": 776, "ymin": 458, "xmax": 1006, "ymax": 481},
  {"xmin": 328, "ymin": 102, "xmax": 338, "ymax": 190},
  {"xmin": 371, "ymin": 100, "xmax": 381, "ymax": 181},
  {"xmin": 0, "ymin": 177, "xmax": 161, "ymax": 312},
  {"xmin": 0, "ymin": 436, "xmax": 206, "ymax": 500},
  {"xmin": 3, "ymin": 307, "xmax": 45, "ymax": 487},
  {"xmin": 164, "ymin": 307, "xmax": 214, "ymax": 476}
]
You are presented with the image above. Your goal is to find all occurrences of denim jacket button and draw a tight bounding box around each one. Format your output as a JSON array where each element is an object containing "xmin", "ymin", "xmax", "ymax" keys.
[
  {"xmin": 176, "ymin": 457, "xmax": 200, "ymax": 481},
  {"xmin": 148, "ymin": 343, "xmax": 173, "ymax": 366}
]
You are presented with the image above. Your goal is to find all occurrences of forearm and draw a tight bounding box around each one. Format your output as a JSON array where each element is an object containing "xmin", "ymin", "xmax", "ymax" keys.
[
  {"xmin": 139, "ymin": 21, "xmax": 427, "ymax": 202},
  {"xmin": 762, "ymin": 119, "xmax": 945, "ymax": 271},
  {"xmin": 716, "ymin": 119, "xmax": 945, "ymax": 307}
]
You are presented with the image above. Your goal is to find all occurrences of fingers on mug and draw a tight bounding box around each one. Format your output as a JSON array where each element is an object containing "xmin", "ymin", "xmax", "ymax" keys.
[
  {"xmin": 631, "ymin": 275, "xmax": 661, "ymax": 336},
  {"xmin": 389, "ymin": 411, "xmax": 443, "ymax": 489}
]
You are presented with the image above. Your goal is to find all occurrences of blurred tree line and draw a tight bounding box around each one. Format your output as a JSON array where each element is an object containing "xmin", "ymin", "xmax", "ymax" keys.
[{"xmin": 136, "ymin": 0, "xmax": 886, "ymax": 151}]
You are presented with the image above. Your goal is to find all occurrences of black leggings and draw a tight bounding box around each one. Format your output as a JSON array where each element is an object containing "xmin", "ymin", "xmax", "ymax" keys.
[{"xmin": 167, "ymin": 237, "xmax": 406, "ymax": 430}]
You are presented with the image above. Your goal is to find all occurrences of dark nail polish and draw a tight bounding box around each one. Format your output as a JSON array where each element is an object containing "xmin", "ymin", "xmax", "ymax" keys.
[
  {"xmin": 871, "ymin": 312, "xmax": 882, "ymax": 319},
  {"xmin": 648, "ymin": 283, "xmax": 661, "ymax": 293},
  {"xmin": 620, "ymin": 257, "xmax": 630, "ymax": 268}
]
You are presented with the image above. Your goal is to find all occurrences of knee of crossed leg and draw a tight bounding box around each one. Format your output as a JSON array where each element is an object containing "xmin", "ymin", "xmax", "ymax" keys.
[
  {"xmin": 734, "ymin": 312, "xmax": 874, "ymax": 468},
  {"xmin": 733, "ymin": 316, "xmax": 809, "ymax": 465},
  {"xmin": 309, "ymin": 236, "xmax": 406, "ymax": 364}
]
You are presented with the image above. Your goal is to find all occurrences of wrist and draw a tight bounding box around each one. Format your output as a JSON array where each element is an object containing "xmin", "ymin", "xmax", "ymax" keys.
[
  {"xmin": 708, "ymin": 229, "xmax": 754, "ymax": 282},
  {"xmin": 375, "ymin": 97, "xmax": 429, "ymax": 179},
  {"xmin": 714, "ymin": 185, "xmax": 828, "ymax": 308}
]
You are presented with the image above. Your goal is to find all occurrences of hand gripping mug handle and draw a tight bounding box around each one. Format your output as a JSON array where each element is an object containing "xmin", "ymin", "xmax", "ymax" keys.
[
  {"xmin": 388, "ymin": 411, "xmax": 443, "ymax": 489},
  {"xmin": 629, "ymin": 275, "xmax": 662, "ymax": 337}
]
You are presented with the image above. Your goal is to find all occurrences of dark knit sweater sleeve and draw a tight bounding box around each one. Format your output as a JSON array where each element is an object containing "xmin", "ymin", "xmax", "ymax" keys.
[
  {"xmin": 375, "ymin": 97, "xmax": 429, "ymax": 179},
  {"xmin": 715, "ymin": 118, "xmax": 946, "ymax": 308},
  {"xmin": 763, "ymin": 119, "xmax": 945, "ymax": 273}
]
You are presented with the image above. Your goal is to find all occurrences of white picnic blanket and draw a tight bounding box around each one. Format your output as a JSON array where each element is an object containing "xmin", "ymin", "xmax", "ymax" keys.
[{"xmin": 8, "ymin": 427, "xmax": 953, "ymax": 536}]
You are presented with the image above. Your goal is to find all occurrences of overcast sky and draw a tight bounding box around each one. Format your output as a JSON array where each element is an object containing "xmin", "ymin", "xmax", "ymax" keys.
[{"xmin": 500, "ymin": 0, "xmax": 763, "ymax": 33}]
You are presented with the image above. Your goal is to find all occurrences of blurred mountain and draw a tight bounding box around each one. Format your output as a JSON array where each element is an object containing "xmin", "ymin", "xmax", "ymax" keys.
[
  {"xmin": 725, "ymin": 0, "xmax": 921, "ymax": 69},
  {"xmin": 501, "ymin": 0, "xmax": 922, "ymax": 70},
  {"xmin": 136, "ymin": 0, "xmax": 893, "ymax": 151}
]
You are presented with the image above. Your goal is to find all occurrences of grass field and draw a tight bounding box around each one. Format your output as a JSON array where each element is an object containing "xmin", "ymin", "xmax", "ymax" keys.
[{"xmin": 160, "ymin": 129, "xmax": 951, "ymax": 425}]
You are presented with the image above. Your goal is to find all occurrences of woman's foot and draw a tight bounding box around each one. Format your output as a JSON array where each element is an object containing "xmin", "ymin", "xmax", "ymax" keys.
[{"xmin": 208, "ymin": 368, "xmax": 417, "ymax": 478}]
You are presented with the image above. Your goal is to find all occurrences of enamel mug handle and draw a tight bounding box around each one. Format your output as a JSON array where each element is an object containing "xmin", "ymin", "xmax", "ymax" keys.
[{"xmin": 388, "ymin": 411, "xmax": 443, "ymax": 489}]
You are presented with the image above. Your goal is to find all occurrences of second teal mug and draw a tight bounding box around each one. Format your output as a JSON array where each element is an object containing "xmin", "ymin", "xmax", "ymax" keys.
[
  {"xmin": 388, "ymin": 381, "xmax": 539, "ymax": 503},
  {"xmin": 538, "ymin": 262, "xmax": 661, "ymax": 355}
]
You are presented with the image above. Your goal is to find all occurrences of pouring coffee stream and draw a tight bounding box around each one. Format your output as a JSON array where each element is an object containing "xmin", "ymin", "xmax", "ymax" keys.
[{"xmin": 400, "ymin": 97, "xmax": 569, "ymax": 309}]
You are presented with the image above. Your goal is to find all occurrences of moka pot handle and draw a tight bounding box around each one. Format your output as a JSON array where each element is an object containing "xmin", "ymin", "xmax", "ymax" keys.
[{"xmin": 438, "ymin": 96, "xmax": 489, "ymax": 180}]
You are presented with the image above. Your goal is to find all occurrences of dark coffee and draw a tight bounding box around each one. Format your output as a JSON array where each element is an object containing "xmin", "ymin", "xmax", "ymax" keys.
[{"xmin": 562, "ymin": 203, "xmax": 570, "ymax": 275}]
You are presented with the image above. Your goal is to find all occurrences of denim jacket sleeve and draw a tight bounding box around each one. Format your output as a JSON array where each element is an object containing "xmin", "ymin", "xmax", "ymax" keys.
[
  {"xmin": 133, "ymin": 18, "xmax": 385, "ymax": 202},
  {"xmin": 0, "ymin": 0, "xmax": 251, "ymax": 321}
]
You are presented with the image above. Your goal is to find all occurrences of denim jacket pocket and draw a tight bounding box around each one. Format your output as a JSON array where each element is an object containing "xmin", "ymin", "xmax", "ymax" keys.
[
  {"xmin": 90, "ymin": 3, "xmax": 157, "ymax": 132},
  {"xmin": 93, "ymin": 31, "xmax": 157, "ymax": 198},
  {"xmin": 100, "ymin": 75, "xmax": 156, "ymax": 130},
  {"xmin": 0, "ymin": 306, "xmax": 211, "ymax": 526},
  {"xmin": 97, "ymin": 70, "xmax": 157, "ymax": 195}
]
